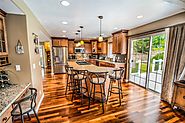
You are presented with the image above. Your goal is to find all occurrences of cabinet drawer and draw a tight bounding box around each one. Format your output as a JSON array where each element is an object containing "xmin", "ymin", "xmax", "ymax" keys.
[{"xmin": 0, "ymin": 106, "xmax": 12, "ymax": 123}]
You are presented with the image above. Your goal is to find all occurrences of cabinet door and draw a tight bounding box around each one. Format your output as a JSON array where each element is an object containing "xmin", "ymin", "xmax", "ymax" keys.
[
  {"xmin": 101, "ymin": 42, "xmax": 107, "ymax": 54},
  {"xmin": 0, "ymin": 15, "xmax": 8, "ymax": 56},
  {"xmin": 121, "ymin": 33, "xmax": 127, "ymax": 54},
  {"xmin": 112, "ymin": 34, "xmax": 118, "ymax": 54},
  {"xmin": 85, "ymin": 43, "xmax": 92, "ymax": 53},
  {"xmin": 52, "ymin": 39, "xmax": 60, "ymax": 46},
  {"xmin": 68, "ymin": 41, "xmax": 74, "ymax": 54},
  {"xmin": 59, "ymin": 39, "xmax": 68, "ymax": 47}
]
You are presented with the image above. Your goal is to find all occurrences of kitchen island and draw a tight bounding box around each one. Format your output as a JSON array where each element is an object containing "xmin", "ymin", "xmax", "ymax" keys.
[{"xmin": 68, "ymin": 61, "xmax": 122, "ymax": 99}]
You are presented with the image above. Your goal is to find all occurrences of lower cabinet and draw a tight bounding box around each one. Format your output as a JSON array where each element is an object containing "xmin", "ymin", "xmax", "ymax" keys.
[{"xmin": 99, "ymin": 61, "xmax": 115, "ymax": 68}]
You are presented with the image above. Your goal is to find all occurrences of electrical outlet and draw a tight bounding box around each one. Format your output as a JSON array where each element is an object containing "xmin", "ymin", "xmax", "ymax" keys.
[{"xmin": 15, "ymin": 65, "xmax": 21, "ymax": 71}]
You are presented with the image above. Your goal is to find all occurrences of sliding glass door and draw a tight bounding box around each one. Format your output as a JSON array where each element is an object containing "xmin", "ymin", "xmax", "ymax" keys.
[{"xmin": 129, "ymin": 33, "xmax": 166, "ymax": 93}]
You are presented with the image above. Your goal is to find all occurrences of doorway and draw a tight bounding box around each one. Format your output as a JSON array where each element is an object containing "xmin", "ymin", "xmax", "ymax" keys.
[{"xmin": 129, "ymin": 33, "xmax": 166, "ymax": 93}]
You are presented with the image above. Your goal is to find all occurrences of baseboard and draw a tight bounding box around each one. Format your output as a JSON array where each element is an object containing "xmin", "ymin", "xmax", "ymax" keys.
[{"xmin": 36, "ymin": 93, "xmax": 44, "ymax": 113}]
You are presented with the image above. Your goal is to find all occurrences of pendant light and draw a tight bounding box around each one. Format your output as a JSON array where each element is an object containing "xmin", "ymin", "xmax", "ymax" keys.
[
  {"xmin": 98, "ymin": 16, "xmax": 103, "ymax": 42},
  {"xmin": 76, "ymin": 30, "xmax": 81, "ymax": 47},
  {"xmin": 79, "ymin": 26, "xmax": 84, "ymax": 45}
]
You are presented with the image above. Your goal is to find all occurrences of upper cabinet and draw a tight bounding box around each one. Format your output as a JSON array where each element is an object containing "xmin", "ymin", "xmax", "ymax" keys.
[
  {"xmin": 68, "ymin": 40, "xmax": 74, "ymax": 54},
  {"xmin": 112, "ymin": 30, "xmax": 128, "ymax": 54},
  {"xmin": 0, "ymin": 10, "xmax": 10, "ymax": 67},
  {"xmin": 84, "ymin": 43, "xmax": 92, "ymax": 54},
  {"xmin": 97, "ymin": 41, "xmax": 107, "ymax": 54},
  {"xmin": 0, "ymin": 11, "xmax": 8, "ymax": 56},
  {"xmin": 52, "ymin": 37, "xmax": 68, "ymax": 47}
]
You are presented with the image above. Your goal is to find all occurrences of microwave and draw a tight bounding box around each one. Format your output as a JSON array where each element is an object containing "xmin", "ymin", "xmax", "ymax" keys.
[{"xmin": 75, "ymin": 48, "xmax": 85, "ymax": 53}]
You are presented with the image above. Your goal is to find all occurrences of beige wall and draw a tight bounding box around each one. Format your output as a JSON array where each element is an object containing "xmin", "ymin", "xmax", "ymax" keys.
[
  {"xmin": 128, "ymin": 12, "xmax": 185, "ymax": 36},
  {"xmin": 11, "ymin": 0, "xmax": 51, "ymax": 107},
  {"xmin": 5, "ymin": 14, "xmax": 32, "ymax": 85}
]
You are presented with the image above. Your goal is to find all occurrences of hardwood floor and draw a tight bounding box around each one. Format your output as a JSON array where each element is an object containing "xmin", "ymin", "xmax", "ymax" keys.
[{"xmin": 15, "ymin": 73, "xmax": 185, "ymax": 123}]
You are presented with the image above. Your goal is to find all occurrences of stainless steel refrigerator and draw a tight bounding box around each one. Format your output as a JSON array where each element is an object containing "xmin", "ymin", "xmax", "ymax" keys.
[{"xmin": 53, "ymin": 47, "xmax": 68, "ymax": 74}]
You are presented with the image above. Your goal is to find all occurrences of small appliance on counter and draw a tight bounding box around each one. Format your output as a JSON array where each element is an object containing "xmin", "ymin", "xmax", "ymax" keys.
[
  {"xmin": 115, "ymin": 54, "xmax": 126, "ymax": 63},
  {"xmin": 0, "ymin": 70, "xmax": 12, "ymax": 88}
]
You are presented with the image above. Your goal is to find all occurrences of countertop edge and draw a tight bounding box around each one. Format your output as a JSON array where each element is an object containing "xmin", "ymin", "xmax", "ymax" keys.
[{"xmin": 0, "ymin": 83, "xmax": 31, "ymax": 116}]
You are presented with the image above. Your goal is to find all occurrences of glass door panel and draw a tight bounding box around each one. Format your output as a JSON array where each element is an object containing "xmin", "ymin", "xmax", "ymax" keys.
[
  {"xmin": 148, "ymin": 34, "xmax": 166, "ymax": 93},
  {"xmin": 129, "ymin": 37, "xmax": 150, "ymax": 87}
]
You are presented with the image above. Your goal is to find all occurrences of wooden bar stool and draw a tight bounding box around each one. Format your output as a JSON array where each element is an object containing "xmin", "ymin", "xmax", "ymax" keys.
[
  {"xmin": 11, "ymin": 88, "xmax": 40, "ymax": 123},
  {"xmin": 72, "ymin": 69, "xmax": 89, "ymax": 105},
  {"xmin": 65, "ymin": 65, "xmax": 73, "ymax": 95},
  {"xmin": 107, "ymin": 68, "xmax": 125, "ymax": 106},
  {"xmin": 88, "ymin": 72, "xmax": 108, "ymax": 113}
]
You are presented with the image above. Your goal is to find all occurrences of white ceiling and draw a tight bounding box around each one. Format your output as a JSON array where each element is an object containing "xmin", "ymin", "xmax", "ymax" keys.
[
  {"xmin": 22, "ymin": 0, "xmax": 185, "ymax": 38},
  {"xmin": 0, "ymin": 0, "xmax": 24, "ymax": 15}
]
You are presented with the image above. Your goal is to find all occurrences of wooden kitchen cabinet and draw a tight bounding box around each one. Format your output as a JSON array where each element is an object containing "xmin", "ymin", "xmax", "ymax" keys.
[
  {"xmin": 99, "ymin": 61, "xmax": 115, "ymax": 68},
  {"xmin": 112, "ymin": 30, "xmax": 128, "ymax": 54},
  {"xmin": 68, "ymin": 41, "xmax": 74, "ymax": 54},
  {"xmin": 97, "ymin": 41, "xmax": 107, "ymax": 54},
  {"xmin": 84, "ymin": 43, "xmax": 92, "ymax": 53},
  {"xmin": 52, "ymin": 38, "xmax": 68, "ymax": 47},
  {"xmin": 0, "ymin": 10, "xmax": 8, "ymax": 56}
]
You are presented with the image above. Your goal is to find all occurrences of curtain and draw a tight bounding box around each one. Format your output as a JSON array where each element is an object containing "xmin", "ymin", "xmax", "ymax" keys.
[{"xmin": 161, "ymin": 24, "xmax": 185, "ymax": 103}]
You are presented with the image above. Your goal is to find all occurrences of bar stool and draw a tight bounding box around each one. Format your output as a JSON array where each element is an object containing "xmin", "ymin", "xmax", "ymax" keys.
[
  {"xmin": 107, "ymin": 68, "xmax": 125, "ymax": 106},
  {"xmin": 72, "ymin": 69, "xmax": 89, "ymax": 105},
  {"xmin": 65, "ymin": 65, "xmax": 73, "ymax": 95},
  {"xmin": 11, "ymin": 88, "xmax": 40, "ymax": 123},
  {"xmin": 88, "ymin": 72, "xmax": 108, "ymax": 113}
]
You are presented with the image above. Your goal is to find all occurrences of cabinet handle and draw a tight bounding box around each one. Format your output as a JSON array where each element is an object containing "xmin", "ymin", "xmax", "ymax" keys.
[
  {"xmin": 183, "ymin": 96, "xmax": 185, "ymax": 99},
  {"xmin": 2, "ymin": 117, "xmax": 7, "ymax": 121}
]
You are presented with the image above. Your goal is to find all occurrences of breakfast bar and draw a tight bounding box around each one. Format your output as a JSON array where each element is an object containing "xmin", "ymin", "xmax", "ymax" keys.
[{"xmin": 68, "ymin": 61, "xmax": 118, "ymax": 99}]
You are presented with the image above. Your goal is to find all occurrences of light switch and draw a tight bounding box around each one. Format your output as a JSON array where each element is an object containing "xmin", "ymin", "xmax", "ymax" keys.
[
  {"xmin": 15, "ymin": 65, "xmax": 21, "ymax": 71},
  {"xmin": 33, "ymin": 64, "xmax": 36, "ymax": 69}
]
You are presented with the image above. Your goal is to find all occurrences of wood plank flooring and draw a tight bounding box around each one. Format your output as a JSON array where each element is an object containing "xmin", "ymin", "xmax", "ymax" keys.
[{"xmin": 15, "ymin": 73, "xmax": 185, "ymax": 123}]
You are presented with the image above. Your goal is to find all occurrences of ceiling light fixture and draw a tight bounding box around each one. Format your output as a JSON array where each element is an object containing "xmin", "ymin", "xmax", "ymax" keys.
[
  {"xmin": 62, "ymin": 21, "xmax": 68, "ymax": 24},
  {"xmin": 98, "ymin": 16, "xmax": 103, "ymax": 42},
  {"xmin": 137, "ymin": 15, "xmax": 144, "ymax": 19},
  {"xmin": 114, "ymin": 27, "xmax": 118, "ymax": 30},
  {"xmin": 62, "ymin": 30, "xmax": 67, "ymax": 33},
  {"xmin": 62, "ymin": 35, "xmax": 66, "ymax": 37},
  {"xmin": 60, "ymin": 1, "xmax": 70, "ymax": 6}
]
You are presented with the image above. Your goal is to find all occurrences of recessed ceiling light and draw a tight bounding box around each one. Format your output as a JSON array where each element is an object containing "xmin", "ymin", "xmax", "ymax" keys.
[
  {"xmin": 60, "ymin": 1, "xmax": 70, "ymax": 6},
  {"xmin": 114, "ymin": 27, "xmax": 118, "ymax": 30},
  {"xmin": 62, "ymin": 35, "xmax": 66, "ymax": 37},
  {"xmin": 62, "ymin": 21, "xmax": 68, "ymax": 24},
  {"xmin": 62, "ymin": 30, "xmax": 67, "ymax": 33},
  {"xmin": 137, "ymin": 15, "xmax": 144, "ymax": 19}
]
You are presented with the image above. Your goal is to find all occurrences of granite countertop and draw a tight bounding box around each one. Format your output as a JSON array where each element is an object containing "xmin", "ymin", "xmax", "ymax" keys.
[
  {"xmin": 69, "ymin": 59, "xmax": 126, "ymax": 65},
  {"xmin": 0, "ymin": 83, "xmax": 31, "ymax": 116},
  {"xmin": 68, "ymin": 61, "xmax": 114, "ymax": 74}
]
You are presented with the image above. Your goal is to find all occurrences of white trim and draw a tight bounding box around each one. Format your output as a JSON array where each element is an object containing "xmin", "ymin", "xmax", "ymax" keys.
[{"xmin": 36, "ymin": 93, "xmax": 44, "ymax": 113}]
